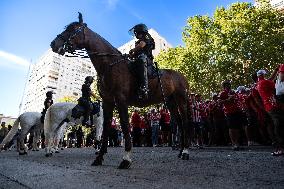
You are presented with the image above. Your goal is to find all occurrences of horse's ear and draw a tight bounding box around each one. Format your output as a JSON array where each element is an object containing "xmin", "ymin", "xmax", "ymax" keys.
[{"xmin": 78, "ymin": 12, "xmax": 83, "ymax": 24}]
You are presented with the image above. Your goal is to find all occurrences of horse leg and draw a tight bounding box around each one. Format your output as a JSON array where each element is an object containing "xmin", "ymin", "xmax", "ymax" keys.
[
  {"xmin": 92, "ymin": 101, "xmax": 114, "ymax": 166},
  {"xmin": 53, "ymin": 136, "xmax": 59, "ymax": 153},
  {"xmin": 167, "ymin": 99, "xmax": 184, "ymax": 158},
  {"xmin": 54, "ymin": 138, "xmax": 60, "ymax": 153},
  {"xmin": 45, "ymin": 128, "xmax": 55, "ymax": 157},
  {"xmin": 54, "ymin": 126, "xmax": 64, "ymax": 153},
  {"xmin": 44, "ymin": 135, "xmax": 50, "ymax": 156},
  {"xmin": 59, "ymin": 124, "xmax": 67, "ymax": 150},
  {"xmin": 95, "ymin": 116, "xmax": 103, "ymax": 143},
  {"xmin": 16, "ymin": 139, "xmax": 20, "ymax": 152},
  {"xmin": 178, "ymin": 98, "xmax": 190, "ymax": 160},
  {"xmin": 17, "ymin": 127, "xmax": 31, "ymax": 155},
  {"xmin": 18, "ymin": 134, "xmax": 28, "ymax": 155},
  {"xmin": 94, "ymin": 117, "xmax": 103, "ymax": 153},
  {"xmin": 116, "ymin": 101, "xmax": 132, "ymax": 169},
  {"xmin": 32, "ymin": 130, "xmax": 41, "ymax": 151}
]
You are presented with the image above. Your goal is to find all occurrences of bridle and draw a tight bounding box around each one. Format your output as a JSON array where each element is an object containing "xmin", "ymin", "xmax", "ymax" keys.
[
  {"xmin": 56, "ymin": 24, "xmax": 86, "ymax": 53},
  {"xmin": 57, "ymin": 24, "xmax": 124, "ymax": 59}
]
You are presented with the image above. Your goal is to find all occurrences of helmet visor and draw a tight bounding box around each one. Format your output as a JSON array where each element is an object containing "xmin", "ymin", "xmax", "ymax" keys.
[
  {"xmin": 128, "ymin": 27, "xmax": 136, "ymax": 36},
  {"xmin": 128, "ymin": 24, "xmax": 148, "ymax": 36}
]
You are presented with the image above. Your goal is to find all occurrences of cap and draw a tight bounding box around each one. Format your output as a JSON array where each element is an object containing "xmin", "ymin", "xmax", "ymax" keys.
[
  {"xmin": 257, "ymin": 70, "xmax": 267, "ymax": 77},
  {"xmin": 236, "ymin": 86, "xmax": 246, "ymax": 93}
]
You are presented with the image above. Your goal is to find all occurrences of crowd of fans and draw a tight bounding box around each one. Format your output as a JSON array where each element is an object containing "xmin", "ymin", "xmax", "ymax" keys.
[
  {"xmin": 96, "ymin": 64, "xmax": 283, "ymax": 155},
  {"xmin": 186, "ymin": 64, "xmax": 284, "ymax": 155}
]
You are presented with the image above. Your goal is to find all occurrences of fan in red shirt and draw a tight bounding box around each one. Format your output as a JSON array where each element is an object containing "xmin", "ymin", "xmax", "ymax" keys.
[
  {"xmin": 204, "ymin": 99, "xmax": 214, "ymax": 146},
  {"xmin": 247, "ymin": 73, "xmax": 275, "ymax": 145},
  {"xmin": 210, "ymin": 94, "xmax": 227, "ymax": 146},
  {"xmin": 257, "ymin": 72, "xmax": 278, "ymax": 112},
  {"xmin": 187, "ymin": 93, "xmax": 196, "ymax": 145},
  {"xmin": 219, "ymin": 80, "xmax": 243, "ymax": 150},
  {"xmin": 109, "ymin": 117, "xmax": 119, "ymax": 147},
  {"xmin": 193, "ymin": 94, "xmax": 205, "ymax": 148},
  {"xmin": 130, "ymin": 109, "xmax": 142, "ymax": 147},
  {"xmin": 139, "ymin": 115, "xmax": 147, "ymax": 147},
  {"xmin": 237, "ymin": 86, "xmax": 260, "ymax": 146},
  {"xmin": 149, "ymin": 108, "xmax": 160, "ymax": 147},
  {"xmin": 257, "ymin": 68, "xmax": 284, "ymax": 156},
  {"xmin": 160, "ymin": 107, "xmax": 171, "ymax": 146}
]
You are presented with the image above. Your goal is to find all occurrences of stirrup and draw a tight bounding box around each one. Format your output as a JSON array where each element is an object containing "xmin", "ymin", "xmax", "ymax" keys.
[{"xmin": 138, "ymin": 87, "xmax": 148, "ymax": 99}]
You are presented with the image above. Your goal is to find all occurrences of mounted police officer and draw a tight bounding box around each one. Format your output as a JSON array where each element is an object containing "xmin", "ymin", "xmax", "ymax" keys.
[
  {"xmin": 41, "ymin": 91, "xmax": 54, "ymax": 123},
  {"xmin": 79, "ymin": 76, "xmax": 97, "ymax": 127},
  {"xmin": 128, "ymin": 23, "xmax": 155, "ymax": 99},
  {"xmin": 40, "ymin": 91, "xmax": 53, "ymax": 148}
]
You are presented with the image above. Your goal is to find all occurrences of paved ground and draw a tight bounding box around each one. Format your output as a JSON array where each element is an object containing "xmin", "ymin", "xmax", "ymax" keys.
[{"xmin": 0, "ymin": 146, "xmax": 283, "ymax": 189}]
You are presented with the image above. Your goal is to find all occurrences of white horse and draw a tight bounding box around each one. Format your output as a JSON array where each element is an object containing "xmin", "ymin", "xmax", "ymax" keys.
[
  {"xmin": 44, "ymin": 102, "xmax": 103, "ymax": 157},
  {"xmin": 0, "ymin": 112, "xmax": 43, "ymax": 155}
]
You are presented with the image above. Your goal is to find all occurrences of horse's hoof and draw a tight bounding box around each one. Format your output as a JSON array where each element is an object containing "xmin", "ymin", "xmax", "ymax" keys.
[
  {"xmin": 118, "ymin": 160, "xmax": 132, "ymax": 169},
  {"xmin": 32, "ymin": 149, "xmax": 35, "ymax": 151},
  {"xmin": 45, "ymin": 153, "xmax": 52, "ymax": 157},
  {"xmin": 36, "ymin": 149, "xmax": 39, "ymax": 151},
  {"xmin": 181, "ymin": 153, "xmax": 189, "ymax": 160},
  {"xmin": 178, "ymin": 151, "xmax": 182, "ymax": 158},
  {"xmin": 55, "ymin": 151, "xmax": 60, "ymax": 153},
  {"xmin": 91, "ymin": 156, "xmax": 104, "ymax": 166},
  {"xmin": 19, "ymin": 152, "xmax": 27, "ymax": 155},
  {"xmin": 95, "ymin": 151, "xmax": 99, "ymax": 155}
]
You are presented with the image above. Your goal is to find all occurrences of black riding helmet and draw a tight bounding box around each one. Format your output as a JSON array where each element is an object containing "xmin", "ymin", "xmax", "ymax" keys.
[
  {"xmin": 128, "ymin": 23, "xmax": 148, "ymax": 36},
  {"xmin": 85, "ymin": 76, "xmax": 94, "ymax": 84},
  {"xmin": 46, "ymin": 91, "xmax": 53, "ymax": 98}
]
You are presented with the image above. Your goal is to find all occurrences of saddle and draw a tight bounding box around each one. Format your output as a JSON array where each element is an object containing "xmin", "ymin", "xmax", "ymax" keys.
[
  {"xmin": 128, "ymin": 60, "xmax": 161, "ymax": 79},
  {"xmin": 92, "ymin": 101, "xmax": 100, "ymax": 115},
  {"xmin": 71, "ymin": 100, "xmax": 100, "ymax": 119}
]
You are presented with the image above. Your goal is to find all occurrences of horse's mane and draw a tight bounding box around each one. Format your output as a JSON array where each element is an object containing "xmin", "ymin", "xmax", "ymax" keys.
[
  {"xmin": 65, "ymin": 22, "xmax": 121, "ymax": 55},
  {"xmin": 65, "ymin": 22, "xmax": 79, "ymax": 30},
  {"xmin": 91, "ymin": 31, "xmax": 122, "ymax": 55}
]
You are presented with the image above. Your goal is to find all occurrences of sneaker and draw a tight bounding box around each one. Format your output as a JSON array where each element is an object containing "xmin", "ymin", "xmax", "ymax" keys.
[
  {"xmin": 248, "ymin": 141, "xmax": 260, "ymax": 146},
  {"xmin": 271, "ymin": 150, "xmax": 284, "ymax": 156}
]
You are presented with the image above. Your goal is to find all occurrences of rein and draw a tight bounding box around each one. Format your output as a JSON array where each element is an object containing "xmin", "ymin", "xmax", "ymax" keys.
[
  {"xmin": 60, "ymin": 24, "xmax": 128, "ymax": 67},
  {"xmin": 58, "ymin": 25, "xmax": 86, "ymax": 53},
  {"xmin": 80, "ymin": 50, "xmax": 128, "ymax": 67}
]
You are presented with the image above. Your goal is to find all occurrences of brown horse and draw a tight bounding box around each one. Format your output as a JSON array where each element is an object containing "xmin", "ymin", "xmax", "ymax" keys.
[{"xmin": 50, "ymin": 13, "xmax": 191, "ymax": 169}]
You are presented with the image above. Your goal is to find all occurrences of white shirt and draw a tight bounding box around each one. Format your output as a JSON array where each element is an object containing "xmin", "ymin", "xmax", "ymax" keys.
[{"xmin": 275, "ymin": 78, "xmax": 284, "ymax": 95}]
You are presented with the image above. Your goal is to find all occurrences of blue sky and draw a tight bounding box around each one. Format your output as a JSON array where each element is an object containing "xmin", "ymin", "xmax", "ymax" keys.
[{"xmin": 0, "ymin": 0, "xmax": 253, "ymax": 117}]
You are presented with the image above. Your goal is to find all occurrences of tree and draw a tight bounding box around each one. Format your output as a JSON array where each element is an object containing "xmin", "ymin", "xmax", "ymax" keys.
[
  {"xmin": 58, "ymin": 96, "xmax": 77, "ymax": 103},
  {"xmin": 156, "ymin": 2, "xmax": 284, "ymax": 98}
]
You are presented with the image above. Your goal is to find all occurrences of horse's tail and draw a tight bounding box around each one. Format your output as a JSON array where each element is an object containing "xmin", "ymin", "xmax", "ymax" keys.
[{"xmin": 0, "ymin": 115, "xmax": 20, "ymax": 147}]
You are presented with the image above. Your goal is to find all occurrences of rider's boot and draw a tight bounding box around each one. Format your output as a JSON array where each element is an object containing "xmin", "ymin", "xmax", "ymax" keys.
[{"xmin": 137, "ymin": 56, "xmax": 149, "ymax": 99}]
